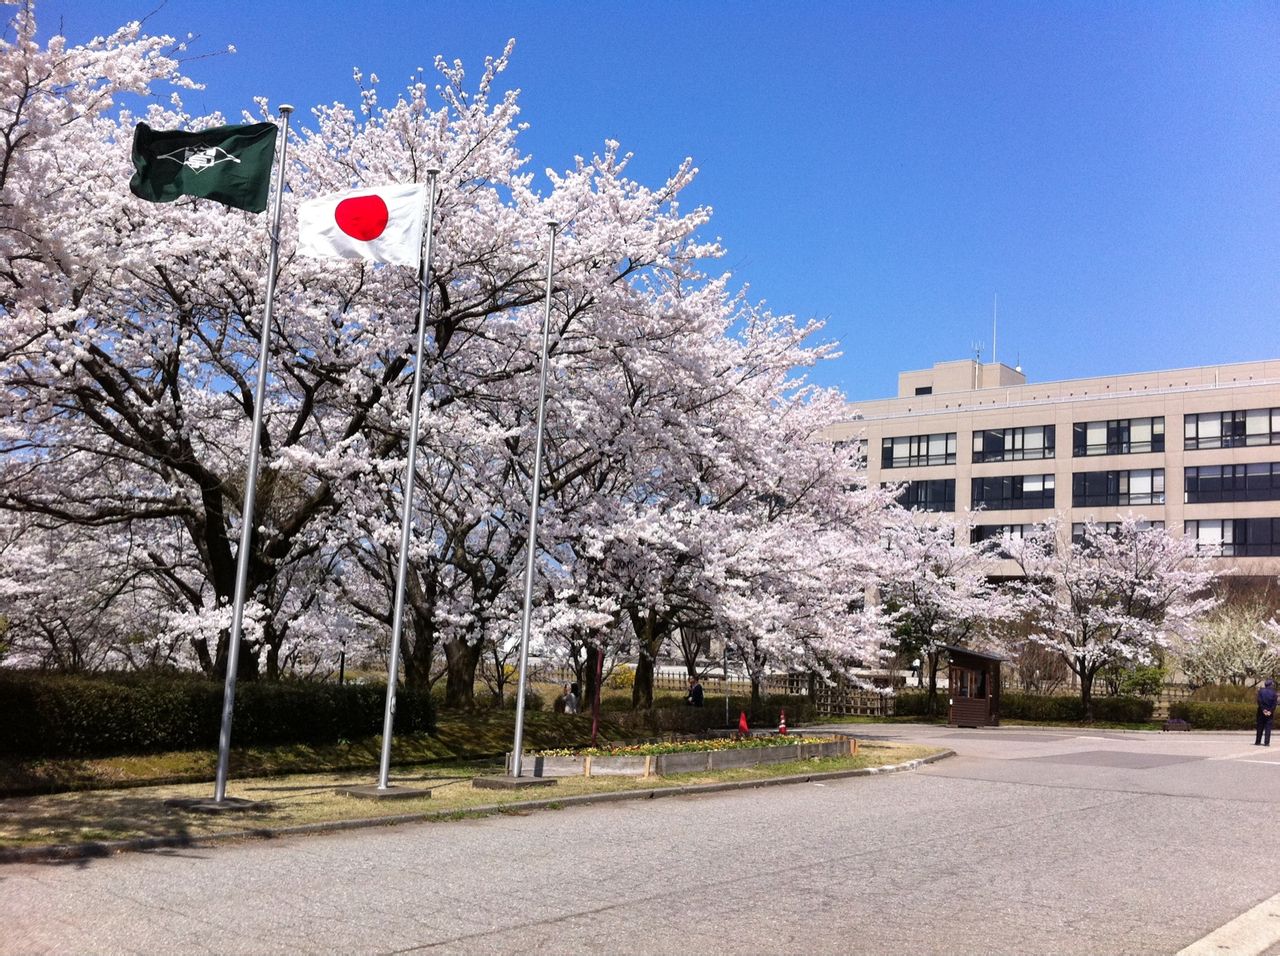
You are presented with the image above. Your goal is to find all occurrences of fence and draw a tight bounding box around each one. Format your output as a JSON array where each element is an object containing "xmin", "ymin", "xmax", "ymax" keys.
[{"xmin": 534, "ymin": 662, "xmax": 894, "ymax": 717}]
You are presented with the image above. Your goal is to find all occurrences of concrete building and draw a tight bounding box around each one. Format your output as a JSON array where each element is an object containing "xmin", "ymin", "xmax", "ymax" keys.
[{"xmin": 830, "ymin": 357, "xmax": 1280, "ymax": 578}]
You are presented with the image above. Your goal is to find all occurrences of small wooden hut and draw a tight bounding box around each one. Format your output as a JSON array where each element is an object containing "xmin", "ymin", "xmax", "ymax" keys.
[{"xmin": 946, "ymin": 645, "xmax": 1004, "ymax": 727}]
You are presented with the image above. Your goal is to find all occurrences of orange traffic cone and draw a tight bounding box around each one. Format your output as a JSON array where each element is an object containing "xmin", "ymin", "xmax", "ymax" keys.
[
  {"xmin": 779, "ymin": 709, "xmax": 788, "ymax": 735},
  {"xmin": 738, "ymin": 711, "xmax": 749, "ymax": 736}
]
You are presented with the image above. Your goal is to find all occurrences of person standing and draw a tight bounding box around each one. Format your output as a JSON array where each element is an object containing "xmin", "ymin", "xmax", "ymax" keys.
[
  {"xmin": 564, "ymin": 683, "xmax": 579, "ymax": 715},
  {"xmin": 686, "ymin": 676, "xmax": 704, "ymax": 707},
  {"xmin": 1256, "ymin": 679, "xmax": 1277, "ymax": 746}
]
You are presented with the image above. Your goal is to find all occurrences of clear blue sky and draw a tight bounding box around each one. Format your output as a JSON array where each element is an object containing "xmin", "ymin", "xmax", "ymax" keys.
[{"xmin": 30, "ymin": 0, "xmax": 1280, "ymax": 400}]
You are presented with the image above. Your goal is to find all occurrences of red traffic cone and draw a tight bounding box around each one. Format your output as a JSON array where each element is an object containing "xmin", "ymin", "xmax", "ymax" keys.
[
  {"xmin": 738, "ymin": 711, "xmax": 749, "ymax": 735},
  {"xmin": 779, "ymin": 709, "xmax": 788, "ymax": 735}
]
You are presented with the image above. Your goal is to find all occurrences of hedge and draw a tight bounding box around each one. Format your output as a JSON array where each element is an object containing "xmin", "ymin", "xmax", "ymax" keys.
[
  {"xmin": 894, "ymin": 691, "xmax": 1154, "ymax": 723},
  {"xmin": 0, "ymin": 672, "xmax": 436, "ymax": 758},
  {"xmin": 605, "ymin": 693, "xmax": 816, "ymax": 735},
  {"xmin": 893, "ymin": 692, "xmax": 934, "ymax": 717},
  {"xmin": 1168, "ymin": 700, "xmax": 1255, "ymax": 730},
  {"xmin": 1002, "ymin": 693, "xmax": 1154, "ymax": 723}
]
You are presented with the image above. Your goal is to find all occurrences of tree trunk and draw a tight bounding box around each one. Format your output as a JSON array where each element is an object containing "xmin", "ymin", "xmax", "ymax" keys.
[
  {"xmin": 1080, "ymin": 665, "xmax": 1096, "ymax": 721},
  {"xmin": 401, "ymin": 609, "xmax": 437, "ymax": 691},
  {"xmin": 264, "ymin": 638, "xmax": 281, "ymax": 681},
  {"xmin": 632, "ymin": 655, "xmax": 655, "ymax": 711},
  {"xmin": 443, "ymin": 638, "xmax": 482, "ymax": 709},
  {"xmin": 192, "ymin": 636, "xmax": 214, "ymax": 675},
  {"xmin": 583, "ymin": 643, "xmax": 603, "ymax": 719},
  {"xmin": 926, "ymin": 649, "xmax": 942, "ymax": 717},
  {"xmin": 629, "ymin": 608, "xmax": 666, "ymax": 711},
  {"xmin": 212, "ymin": 627, "xmax": 260, "ymax": 682},
  {"xmin": 749, "ymin": 673, "xmax": 763, "ymax": 719},
  {"xmin": 589, "ymin": 644, "xmax": 604, "ymax": 746}
]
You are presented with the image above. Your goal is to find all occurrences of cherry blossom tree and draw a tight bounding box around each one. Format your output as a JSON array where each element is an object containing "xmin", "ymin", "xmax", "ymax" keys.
[
  {"xmin": 1177, "ymin": 587, "xmax": 1280, "ymax": 688},
  {"xmin": 881, "ymin": 515, "xmax": 1016, "ymax": 715},
  {"xmin": 0, "ymin": 513, "xmax": 183, "ymax": 671},
  {"xmin": 0, "ymin": 6, "xmax": 905, "ymax": 709},
  {"xmin": 0, "ymin": 10, "xmax": 722, "ymax": 688},
  {"xmin": 1006, "ymin": 516, "xmax": 1219, "ymax": 719}
]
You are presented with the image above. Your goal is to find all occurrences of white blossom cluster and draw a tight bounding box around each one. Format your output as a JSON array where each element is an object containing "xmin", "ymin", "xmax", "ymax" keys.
[{"xmin": 0, "ymin": 6, "xmax": 908, "ymax": 703}]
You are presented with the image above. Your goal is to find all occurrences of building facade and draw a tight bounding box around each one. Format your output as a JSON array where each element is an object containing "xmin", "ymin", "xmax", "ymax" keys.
[{"xmin": 830, "ymin": 358, "xmax": 1280, "ymax": 578}]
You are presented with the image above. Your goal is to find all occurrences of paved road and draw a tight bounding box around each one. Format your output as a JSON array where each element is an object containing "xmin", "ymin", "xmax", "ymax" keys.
[{"xmin": 5, "ymin": 723, "xmax": 1280, "ymax": 955}]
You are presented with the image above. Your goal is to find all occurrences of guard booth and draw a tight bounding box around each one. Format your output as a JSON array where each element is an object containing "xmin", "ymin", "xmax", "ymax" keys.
[{"xmin": 946, "ymin": 646, "xmax": 1003, "ymax": 727}]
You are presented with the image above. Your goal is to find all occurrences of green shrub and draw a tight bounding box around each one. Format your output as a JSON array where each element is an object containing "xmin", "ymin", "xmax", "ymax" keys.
[
  {"xmin": 1090, "ymin": 696, "xmax": 1155, "ymax": 723},
  {"xmin": 892, "ymin": 691, "xmax": 933, "ymax": 716},
  {"xmin": 999, "ymin": 692, "xmax": 1154, "ymax": 723},
  {"xmin": 1169, "ymin": 700, "xmax": 1255, "ymax": 730},
  {"xmin": 0, "ymin": 671, "xmax": 436, "ymax": 757},
  {"xmin": 1119, "ymin": 665, "xmax": 1167, "ymax": 699},
  {"xmin": 1001, "ymin": 692, "xmax": 1085, "ymax": 721}
]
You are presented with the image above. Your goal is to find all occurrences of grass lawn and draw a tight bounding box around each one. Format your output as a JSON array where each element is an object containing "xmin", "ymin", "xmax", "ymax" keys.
[
  {"xmin": 0, "ymin": 740, "xmax": 942, "ymax": 850},
  {"xmin": 0, "ymin": 711, "xmax": 615, "ymax": 798}
]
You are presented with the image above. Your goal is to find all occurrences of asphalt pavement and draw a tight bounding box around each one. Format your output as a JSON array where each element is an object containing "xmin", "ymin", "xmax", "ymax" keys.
[{"xmin": 5, "ymin": 722, "xmax": 1279, "ymax": 955}]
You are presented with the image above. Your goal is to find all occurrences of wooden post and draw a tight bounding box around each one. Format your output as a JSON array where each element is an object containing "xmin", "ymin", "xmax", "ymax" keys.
[{"xmin": 584, "ymin": 755, "xmax": 593, "ymax": 778}]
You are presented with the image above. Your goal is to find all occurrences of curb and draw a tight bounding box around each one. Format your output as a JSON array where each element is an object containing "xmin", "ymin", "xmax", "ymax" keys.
[{"xmin": 0, "ymin": 748, "xmax": 955, "ymax": 865}]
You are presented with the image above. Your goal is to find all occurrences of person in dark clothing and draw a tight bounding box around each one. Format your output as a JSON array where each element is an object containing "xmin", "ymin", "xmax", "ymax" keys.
[
  {"xmin": 1256, "ymin": 679, "xmax": 1277, "ymax": 746},
  {"xmin": 686, "ymin": 677, "xmax": 704, "ymax": 707}
]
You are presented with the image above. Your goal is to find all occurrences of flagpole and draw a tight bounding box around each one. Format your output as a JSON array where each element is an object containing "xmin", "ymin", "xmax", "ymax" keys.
[
  {"xmin": 213, "ymin": 104, "xmax": 294, "ymax": 804},
  {"xmin": 510, "ymin": 221, "xmax": 559, "ymax": 780},
  {"xmin": 375, "ymin": 168, "xmax": 442, "ymax": 792}
]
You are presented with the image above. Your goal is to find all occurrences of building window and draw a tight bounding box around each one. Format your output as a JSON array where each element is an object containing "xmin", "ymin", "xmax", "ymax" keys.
[
  {"xmin": 835, "ymin": 438, "xmax": 868, "ymax": 468},
  {"xmin": 972, "ymin": 425, "xmax": 1055, "ymax": 463},
  {"xmin": 1073, "ymin": 417, "xmax": 1165, "ymax": 456},
  {"xmin": 970, "ymin": 523, "xmax": 1037, "ymax": 556},
  {"xmin": 971, "ymin": 474, "xmax": 1055, "ymax": 510},
  {"xmin": 1185, "ymin": 463, "xmax": 1280, "ymax": 504},
  {"xmin": 881, "ymin": 432, "xmax": 957, "ymax": 469},
  {"xmin": 1071, "ymin": 469, "xmax": 1165, "ymax": 507},
  {"xmin": 1187, "ymin": 518, "xmax": 1280, "ymax": 557},
  {"xmin": 1072, "ymin": 520, "xmax": 1164, "ymax": 545},
  {"xmin": 970, "ymin": 524, "xmax": 1035, "ymax": 544},
  {"xmin": 914, "ymin": 386, "xmax": 933, "ymax": 396},
  {"xmin": 1184, "ymin": 408, "xmax": 1280, "ymax": 450},
  {"xmin": 892, "ymin": 479, "xmax": 956, "ymax": 512}
]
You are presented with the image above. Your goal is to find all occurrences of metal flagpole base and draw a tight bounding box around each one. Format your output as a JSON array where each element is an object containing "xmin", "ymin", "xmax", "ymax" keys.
[
  {"xmin": 164, "ymin": 796, "xmax": 267, "ymax": 814},
  {"xmin": 472, "ymin": 774, "xmax": 557, "ymax": 790},
  {"xmin": 337, "ymin": 784, "xmax": 432, "ymax": 801}
]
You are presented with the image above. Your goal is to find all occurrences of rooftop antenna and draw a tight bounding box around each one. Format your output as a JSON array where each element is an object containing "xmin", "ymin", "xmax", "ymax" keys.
[
  {"xmin": 970, "ymin": 340, "xmax": 984, "ymax": 388},
  {"xmin": 992, "ymin": 293, "xmax": 998, "ymax": 366}
]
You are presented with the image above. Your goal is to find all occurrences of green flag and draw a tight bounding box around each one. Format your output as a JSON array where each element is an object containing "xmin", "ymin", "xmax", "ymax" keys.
[{"xmin": 129, "ymin": 121, "xmax": 278, "ymax": 213}]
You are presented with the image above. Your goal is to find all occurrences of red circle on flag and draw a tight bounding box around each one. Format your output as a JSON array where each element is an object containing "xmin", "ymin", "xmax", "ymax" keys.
[{"xmin": 334, "ymin": 195, "xmax": 389, "ymax": 241}]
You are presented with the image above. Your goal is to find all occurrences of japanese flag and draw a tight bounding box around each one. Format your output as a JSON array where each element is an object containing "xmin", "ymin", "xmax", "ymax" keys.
[{"xmin": 296, "ymin": 183, "xmax": 427, "ymax": 267}]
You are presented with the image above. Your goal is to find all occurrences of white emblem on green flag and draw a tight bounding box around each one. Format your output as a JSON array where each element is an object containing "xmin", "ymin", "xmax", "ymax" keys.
[
  {"xmin": 157, "ymin": 145, "xmax": 243, "ymax": 173},
  {"xmin": 130, "ymin": 121, "xmax": 277, "ymax": 213}
]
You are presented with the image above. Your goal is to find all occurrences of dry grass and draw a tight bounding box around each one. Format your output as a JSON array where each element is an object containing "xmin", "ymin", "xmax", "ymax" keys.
[
  {"xmin": 0, "ymin": 741, "xmax": 941, "ymax": 849},
  {"xmin": 0, "ymin": 711, "xmax": 613, "ymax": 797}
]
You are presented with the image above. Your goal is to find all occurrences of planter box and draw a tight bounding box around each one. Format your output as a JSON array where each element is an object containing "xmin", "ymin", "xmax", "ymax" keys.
[
  {"xmin": 512, "ymin": 736, "xmax": 854, "ymax": 778},
  {"xmin": 587, "ymin": 755, "xmax": 649, "ymax": 776},
  {"xmin": 655, "ymin": 751, "xmax": 713, "ymax": 774}
]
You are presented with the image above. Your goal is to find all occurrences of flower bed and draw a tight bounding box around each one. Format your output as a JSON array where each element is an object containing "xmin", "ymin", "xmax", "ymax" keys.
[{"xmin": 509, "ymin": 735, "xmax": 855, "ymax": 778}]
